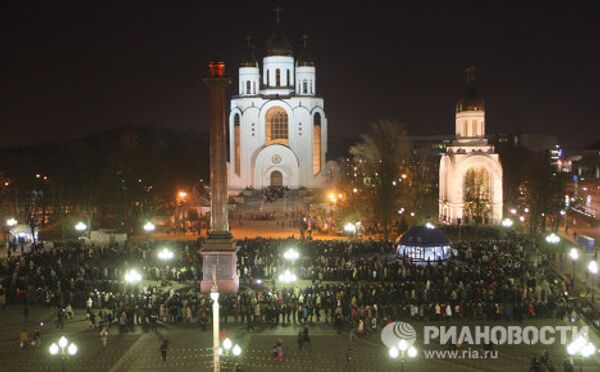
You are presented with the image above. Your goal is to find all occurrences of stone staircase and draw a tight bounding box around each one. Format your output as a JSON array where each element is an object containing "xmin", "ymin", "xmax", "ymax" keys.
[{"xmin": 231, "ymin": 189, "xmax": 310, "ymax": 219}]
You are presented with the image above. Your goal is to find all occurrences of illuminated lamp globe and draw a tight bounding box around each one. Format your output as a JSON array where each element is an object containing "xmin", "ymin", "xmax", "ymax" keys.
[
  {"xmin": 407, "ymin": 346, "xmax": 418, "ymax": 358},
  {"xmin": 49, "ymin": 343, "xmax": 59, "ymax": 355}
]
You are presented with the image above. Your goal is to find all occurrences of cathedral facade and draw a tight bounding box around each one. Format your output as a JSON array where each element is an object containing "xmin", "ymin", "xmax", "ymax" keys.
[
  {"xmin": 227, "ymin": 21, "xmax": 327, "ymax": 192},
  {"xmin": 439, "ymin": 68, "xmax": 503, "ymax": 225}
]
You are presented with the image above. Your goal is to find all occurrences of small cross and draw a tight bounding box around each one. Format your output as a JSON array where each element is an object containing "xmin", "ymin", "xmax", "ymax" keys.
[
  {"xmin": 465, "ymin": 66, "xmax": 476, "ymax": 84},
  {"xmin": 274, "ymin": 5, "xmax": 283, "ymax": 25},
  {"xmin": 301, "ymin": 33, "xmax": 309, "ymax": 48}
]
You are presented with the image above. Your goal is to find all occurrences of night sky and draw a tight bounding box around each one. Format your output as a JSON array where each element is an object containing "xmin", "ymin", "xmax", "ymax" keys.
[{"xmin": 1, "ymin": 1, "xmax": 599, "ymax": 149}]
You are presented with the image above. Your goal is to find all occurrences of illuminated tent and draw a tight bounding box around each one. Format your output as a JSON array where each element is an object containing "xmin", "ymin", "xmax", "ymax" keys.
[
  {"xmin": 9, "ymin": 224, "xmax": 38, "ymax": 244},
  {"xmin": 396, "ymin": 226, "xmax": 452, "ymax": 262}
]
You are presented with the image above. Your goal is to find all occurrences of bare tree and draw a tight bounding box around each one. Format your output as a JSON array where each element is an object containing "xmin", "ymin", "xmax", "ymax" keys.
[{"xmin": 350, "ymin": 120, "xmax": 409, "ymax": 242}]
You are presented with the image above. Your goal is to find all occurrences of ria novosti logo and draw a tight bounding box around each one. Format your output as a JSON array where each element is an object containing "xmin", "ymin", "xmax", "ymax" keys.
[
  {"xmin": 381, "ymin": 322, "xmax": 417, "ymax": 348},
  {"xmin": 382, "ymin": 321, "xmax": 589, "ymax": 346}
]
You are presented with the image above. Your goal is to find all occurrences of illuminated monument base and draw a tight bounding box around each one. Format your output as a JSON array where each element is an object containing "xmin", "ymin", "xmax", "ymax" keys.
[{"xmin": 200, "ymin": 232, "xmax": 239, "ymax": 293}]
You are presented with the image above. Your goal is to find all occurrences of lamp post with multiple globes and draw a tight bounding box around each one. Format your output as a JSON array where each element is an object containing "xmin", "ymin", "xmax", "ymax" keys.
[
  {"xmin": 566, "ymin": 334, "xmax": 596, "ymax": 372},
  {"xmin": 49, "ymin": 336, "xmax": 78, "ymax": 372},
  {"xmin": 388, "ymin": 339, "xmax": 417, "ymax": 372},
  {"xmin": 220, "ymin": 337, "xmax": 242, "ymax": 370}
]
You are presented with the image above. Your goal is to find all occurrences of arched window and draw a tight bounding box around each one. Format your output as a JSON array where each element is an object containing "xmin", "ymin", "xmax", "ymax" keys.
[
  {"xmin": 266, "ymin": 70, "xmax": 270, "ymax": 86},
  {"xmin": 266, "ymin": 107, "xmax": 288, "ymax": 144},
  {"xmin": 234, "ymin": 114, "xmax": 241, "ymax": 175},
  {"xmin": 246, "ymin": 81, "xmax": 251, "ymax": 94},
  {"xmin": 313, "ymin": 113, "xmax": 322, "ymax": 175},
  {"xmin": 302, "ymin": 80, "xmax": 308, "ymax": 94},
  {"xmin": 252, "ymin": 81, "xmax": 256, "ymax": 94},
  {"xmin": 309, "ymin": 80, "xmax": 313, "ymax": 94},
  {"xmin": 286, "ymin": 69, "xmax": 290, "ymax": 86},
  {"xmin": 275, "ymin": 69, "xmax": 281, "ymax": 87}
]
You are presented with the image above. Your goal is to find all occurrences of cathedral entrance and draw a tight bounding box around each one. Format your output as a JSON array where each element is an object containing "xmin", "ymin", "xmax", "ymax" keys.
[
  {"xmin": 270, "ymin": 170, "xmax": 283, "ymax": 187},
  {"xmin": 463, "ymin": 167, "xmax": 491, "ymax": 224}
]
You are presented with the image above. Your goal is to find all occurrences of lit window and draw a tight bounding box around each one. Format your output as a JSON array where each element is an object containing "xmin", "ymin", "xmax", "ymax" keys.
[
  {"xmin": 234, "ymin": 114, "xmax": 241, "ymax": 175},
  {"xmin": 266, "ymin": 107, "xmax": 288, "ymax": 144},
  {"xmin": 313, "ymin": 113, "xmax": 322, "ymax": 175}
]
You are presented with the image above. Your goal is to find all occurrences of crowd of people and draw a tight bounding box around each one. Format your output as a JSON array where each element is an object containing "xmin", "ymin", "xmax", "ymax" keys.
[
  {"xmin": 263, "ymin": 186, "xmax": 289, "ymax": 203},
  {"xmin": 0, "ymin": 233, "xmax": 585, "ymax": 369}
]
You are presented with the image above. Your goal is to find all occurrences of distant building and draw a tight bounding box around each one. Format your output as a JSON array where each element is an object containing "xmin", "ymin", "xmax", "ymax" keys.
[
  {"xmin": 408, "ymin": 134, "xmax": 453, "ymax": 157},
  {"xmin": 573, "ymin": 148, "xmax": 600, "ymax": 179},
  {"xmin": 439, "ymin": 68, "xmax": 503, "ymax": 225}
]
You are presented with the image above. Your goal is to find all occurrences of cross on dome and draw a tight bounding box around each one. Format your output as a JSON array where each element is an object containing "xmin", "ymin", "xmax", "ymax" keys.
[
  {"xmin": 274, "ymin": 5, "xmax": 283, "ymax": 25},
  {"xmin": 302, "ymin": 33, "xmax": 309, "ymax": 48}
]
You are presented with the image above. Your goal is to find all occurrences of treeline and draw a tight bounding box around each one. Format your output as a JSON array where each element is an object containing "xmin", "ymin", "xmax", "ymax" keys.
[{"xmin": 0, "ymin": 126, "xmax": 209, "ymax": 232}]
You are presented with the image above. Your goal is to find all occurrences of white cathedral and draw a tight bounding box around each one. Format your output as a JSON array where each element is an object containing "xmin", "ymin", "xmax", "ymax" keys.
[
  {"xmin": 439, "ymin": 68, "xmax": 503, "ymax": 225},
  {"xmin": 227, "ymin": 21, "xmax": 327, "ymax": 192}
]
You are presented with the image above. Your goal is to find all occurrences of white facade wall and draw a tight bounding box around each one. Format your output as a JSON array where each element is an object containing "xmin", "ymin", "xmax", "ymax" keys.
[
  {"xmin": 262, "ymin": 56, "xmax": 295, "ymax": 89},
  {"xmin": 228, "ymin": 55, "xmax": 327, "ymax": 192},
  {"xmin": 296, "ymin": 66, "xmax": 316, "ymax": 95},
  {"xmin": 239, "ymin": 67, "xmax": 260, "ymax": 95},
  {"xmin": 455, "ymin": 111, "xmax": 485, "ymax": 138}
]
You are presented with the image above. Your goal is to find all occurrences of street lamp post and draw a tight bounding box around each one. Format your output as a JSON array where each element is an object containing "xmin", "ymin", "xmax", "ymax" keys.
[
  {"xmin": 567, "ymin": 334, "xmax": 596, "ymax": 372},
  {"xmin": 283, "ymin": 248, "xmax": 300, "ymax": 263},
  {"xmin": 546, "ymin": 232, "xmax": 561, "ymax": 245},
  {"xmin": 74, "ymin": 221, "xmax": 88, "ymax": 238},
  {"xmin": 210, "ymin": 266, "xmax": 220, "ymax": 372},
  {"xmin": 389, "ymin": 339, "xmax": 417, "ymax": 372},
  {"xmin": 49, "ymin": 336, "xmax": 78, "ymax": 372},
  {"xmin": 569, "ymin": 248, "xmax": 579, "ymax": 289},
  {"xmin": 587, "ymin": 260, "xmax": 598, "ymax": 304},
  {"xmin": 124, "ymin": 269, "xmax": 142, "ymax": 284},
  {"xmin": 143, "ymin": 221, "xmax": 155, "ymax": 233},
  {"xmin": 221, "ymin": 337, "xmax": 242, "ymax": 370},
  {"xmin": 157, "ymin": 247, "xmax": 174, "ymax": 261}
]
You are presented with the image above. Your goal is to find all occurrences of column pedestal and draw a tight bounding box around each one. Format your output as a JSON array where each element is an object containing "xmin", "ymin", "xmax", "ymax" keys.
[{"xmin": 200, "ymin": 232, "xmax": 239, "ymax": 292}]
